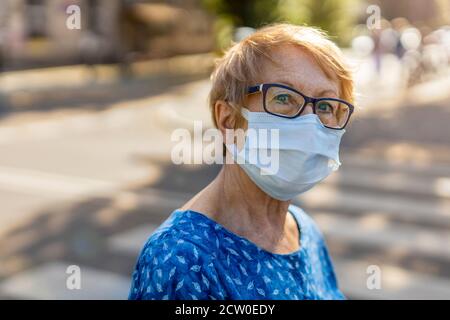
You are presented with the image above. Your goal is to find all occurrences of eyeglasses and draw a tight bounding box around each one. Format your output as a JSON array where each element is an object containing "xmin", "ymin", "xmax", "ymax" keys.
[{"xmin": 247, "ymin": 83, "xmax": 354, "ymax": 130}]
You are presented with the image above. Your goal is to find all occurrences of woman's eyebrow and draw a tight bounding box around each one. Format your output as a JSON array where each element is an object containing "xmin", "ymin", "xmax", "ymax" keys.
[
  {"xmin": 272, "ymin": 80, "xmax": 338, "ymax": 97},
  {"xmin": 273, "ymin": 80, "xmax": 296, "ymax": 87},
  {"xmin": 272, "ymin": 80, "xmax": 305, "ymax": 92},
  {"xmin": 316, "ymin": 89, "xmax": 338, "ymax": 97}
]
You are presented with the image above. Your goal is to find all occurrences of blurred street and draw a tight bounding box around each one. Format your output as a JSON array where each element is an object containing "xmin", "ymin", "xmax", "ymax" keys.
[{"xmin": 0, "ymin": 52, "xmax": 449, "ymax": 299}]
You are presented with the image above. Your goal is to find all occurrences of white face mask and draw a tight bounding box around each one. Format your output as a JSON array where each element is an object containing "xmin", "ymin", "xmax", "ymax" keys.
[{"xmin": 226, "ymin": 108, "xmax": 345, "ymax": 201}]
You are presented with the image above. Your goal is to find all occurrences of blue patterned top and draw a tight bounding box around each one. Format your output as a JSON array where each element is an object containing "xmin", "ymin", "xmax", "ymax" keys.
[{"xmin": 128, "ymin": 205, "xmax": 345, "ymax": 300}]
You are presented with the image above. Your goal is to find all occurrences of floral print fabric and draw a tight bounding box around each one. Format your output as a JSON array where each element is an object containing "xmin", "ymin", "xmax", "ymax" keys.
[{"xmin": 128, "ymin": 205, "xmax": 345, "ymax": 300}]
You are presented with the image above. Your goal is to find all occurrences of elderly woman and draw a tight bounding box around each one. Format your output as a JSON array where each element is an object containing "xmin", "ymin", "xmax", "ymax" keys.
[{"xmin": 129, "ymin": 23, "xmax": 354, "ymax": 300}]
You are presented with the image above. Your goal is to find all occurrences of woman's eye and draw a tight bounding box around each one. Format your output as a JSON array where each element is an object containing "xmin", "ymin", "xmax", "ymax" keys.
[
  {"xmin": 317, "ymin": 102, "xmax": 333, "ymax": 113},
  {"xmin": 274, "ymin": 94, "xmax": 291, "ymax": 104}
]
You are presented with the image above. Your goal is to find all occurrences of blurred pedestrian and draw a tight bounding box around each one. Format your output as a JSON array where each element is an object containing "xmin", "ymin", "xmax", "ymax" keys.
[
  {"xmin": 0, "ymin": 31, "xmax": 4, "ymax": 72},
  {"xmin": 79, "ymin": 30, "xmax": 103, "ymax": 82},
  {"xmin": 0, "ymin": 31, "xmax": 5, "ymax": 113}
]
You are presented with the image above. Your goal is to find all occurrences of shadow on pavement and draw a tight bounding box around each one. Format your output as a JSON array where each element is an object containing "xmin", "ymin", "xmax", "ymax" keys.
[
  {"xmin": 0, "ymin": 73, "xmax": 208, "ymax": 121},
  {"xmin": 0, "ymin": 162, "xmax": 220, "ymax": 286}
]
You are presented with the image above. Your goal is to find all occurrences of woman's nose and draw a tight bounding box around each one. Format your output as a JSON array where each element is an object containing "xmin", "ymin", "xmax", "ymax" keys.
[{"xmin": 300, "ymin": 104, "xmax": 314, "ymax": 115}]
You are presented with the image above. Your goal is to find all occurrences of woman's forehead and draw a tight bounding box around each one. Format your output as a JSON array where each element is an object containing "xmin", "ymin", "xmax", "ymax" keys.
[{"xmin": 260, "ymin": 45, "xmax": 339, "ymax": 97}]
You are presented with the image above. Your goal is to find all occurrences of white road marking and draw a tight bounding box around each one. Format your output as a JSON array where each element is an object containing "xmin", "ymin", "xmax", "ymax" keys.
[
  {"xmin": 326, "ymin": 167, "xmax": 450, "ymax": 199},
  {"xmin": 109, "ymin": 224, "xmax": 159, "ymax": 254},
  {"xmin": 0, "ymin": 165, "xmax": 119, "ymax": 197},
  {"xmin": 298, "ymin": 184, "xmax": 450, "ymax": 227},
  {"xmin": 314, "ymin": 212, "xmax": 450, "ymax": 259},
  {"xmin": 334, "ymin": 258, "xmax": 450, "ymax": 300},
  {"xmin": 0, "ymin": 262, "xmax": 130, "ymax": 300},
  {"xmin": 341, "ymin": 153, "xmax": 450, "ymax": 177}
]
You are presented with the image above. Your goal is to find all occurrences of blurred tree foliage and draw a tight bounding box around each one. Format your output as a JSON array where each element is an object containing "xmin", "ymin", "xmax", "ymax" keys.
[{"xmin": 202, "ymin": 0, "xmax": 360, "ymax": 51}]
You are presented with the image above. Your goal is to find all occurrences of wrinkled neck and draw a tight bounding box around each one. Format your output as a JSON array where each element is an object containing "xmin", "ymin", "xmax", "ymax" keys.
[{"xmin": 213, "ymin": 164, "xmax": 291, "ymax": 235}]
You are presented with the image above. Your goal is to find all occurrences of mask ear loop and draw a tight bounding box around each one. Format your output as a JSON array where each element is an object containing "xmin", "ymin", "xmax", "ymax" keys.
[{"xmin": 240, "ymin": 107, "xmax": 250, "ymax": 120}]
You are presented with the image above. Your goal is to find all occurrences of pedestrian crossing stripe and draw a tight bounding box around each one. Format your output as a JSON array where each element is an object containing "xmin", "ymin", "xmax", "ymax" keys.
[{"xmin": 0, "ymin": 262, "xmax": 130, "ymax": 300}]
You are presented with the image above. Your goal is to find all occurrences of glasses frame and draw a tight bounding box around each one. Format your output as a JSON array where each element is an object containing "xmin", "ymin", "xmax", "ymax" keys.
[{"xmin": 247, "ymin": 83, "xmax": 354, "ymax": 130}]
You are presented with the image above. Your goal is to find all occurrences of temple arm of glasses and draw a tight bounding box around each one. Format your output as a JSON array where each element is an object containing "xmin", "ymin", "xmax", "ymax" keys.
[{"xmin": 247, "ymin": 84, "xmax": 263, "ymax": 94}]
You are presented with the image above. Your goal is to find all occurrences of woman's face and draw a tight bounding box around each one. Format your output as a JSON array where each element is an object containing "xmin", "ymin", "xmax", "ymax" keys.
[{"xmin": 245, "ymin": 45, "xmax": 340, "ymax": 117}]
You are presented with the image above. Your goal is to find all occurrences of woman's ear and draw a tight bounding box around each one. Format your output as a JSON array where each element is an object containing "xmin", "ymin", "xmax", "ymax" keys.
[
  {"xmin": 214, "ymin": 100, "xmax": 248, "ymax": 157},
  {"xmin": 214, "ymin": 100, "xmax": 237, "ymax": 136}
]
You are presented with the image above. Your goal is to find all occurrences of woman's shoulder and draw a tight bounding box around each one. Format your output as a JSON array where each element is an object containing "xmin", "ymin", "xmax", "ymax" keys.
[
  {"xmin": 136, "ymin": 210, "xmax": 212, "ymax": 262},
  {"xmin": 289, "ymin": 204, "xmax": 316, "ymax": 228},
  {"xmin": 129, "ymin": 210, "xmax": 223, "ymax": 300},
  {"xmin": 288, "ymin": 204, "xmax": 326, "ymax": 244},
  {"xmin": 142, "ymin": 209, "xmax": 219, "ymax": 252}
]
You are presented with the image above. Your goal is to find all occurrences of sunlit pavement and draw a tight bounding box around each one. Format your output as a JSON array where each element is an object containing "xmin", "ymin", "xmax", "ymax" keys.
[{"xmin": 0, "ymin": 58, "xmax": 449, "ymax": 299}]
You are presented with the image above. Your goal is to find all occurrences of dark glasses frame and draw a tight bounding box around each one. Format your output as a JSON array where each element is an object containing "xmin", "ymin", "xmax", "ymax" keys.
[{"xmin": 247, "ymin": 83, "xmax": 355, "ymax": 130}]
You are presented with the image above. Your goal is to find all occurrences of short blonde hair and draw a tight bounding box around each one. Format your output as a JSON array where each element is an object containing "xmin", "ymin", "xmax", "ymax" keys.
[{"xmin": 208, "ymin": 23, "xmax": 354, "ymax": 128}]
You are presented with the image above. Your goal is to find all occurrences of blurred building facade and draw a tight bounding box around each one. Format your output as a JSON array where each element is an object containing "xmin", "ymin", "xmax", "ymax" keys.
[
  {"xmin": 120, "ymin": 0, "xmax": 214, "ymax": 60},
  {"xmin": 0, "ymin": 0, "xmax": 214, "ymax": 70},
  {"xmin": 372, "ymin": 0, "xmax": 449, "ymax": 26}
]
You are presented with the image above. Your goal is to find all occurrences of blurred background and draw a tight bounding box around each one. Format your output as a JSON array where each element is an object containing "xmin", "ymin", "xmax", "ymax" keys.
[{"xmin": 0, "ymin": 0, "xmax": 449, "ymax": 300}]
